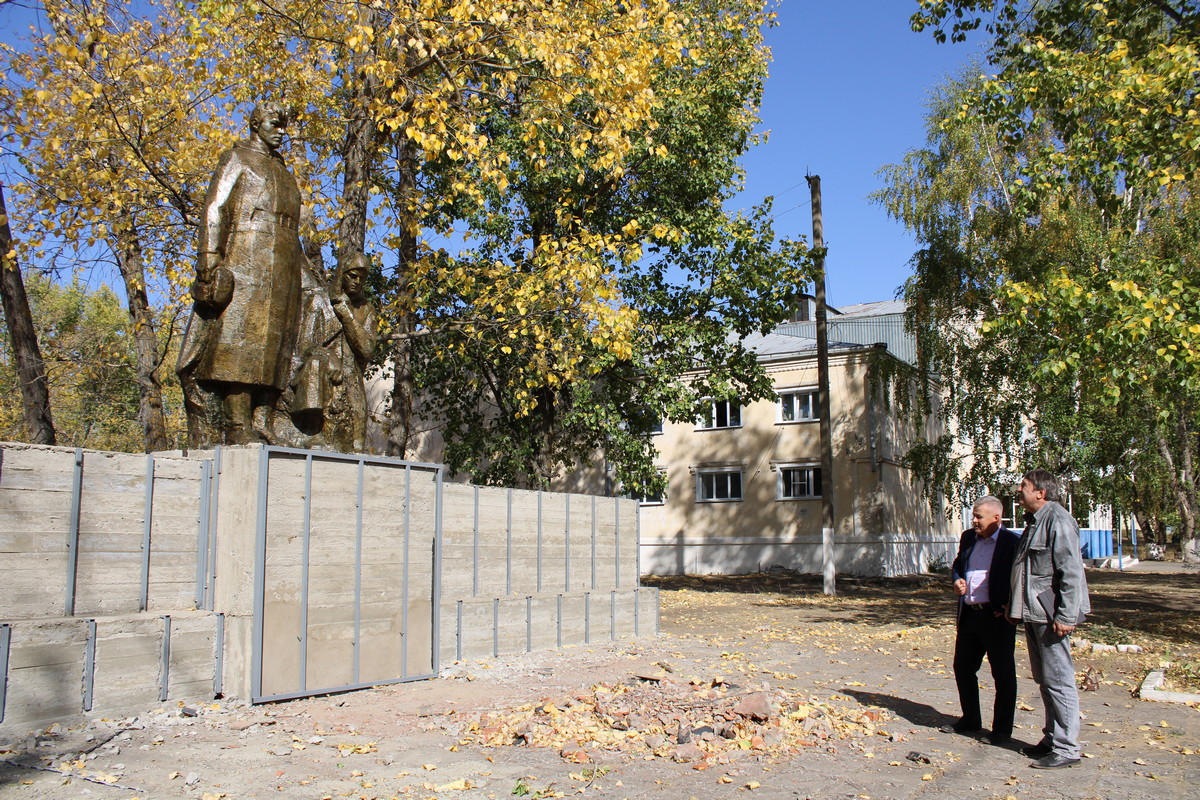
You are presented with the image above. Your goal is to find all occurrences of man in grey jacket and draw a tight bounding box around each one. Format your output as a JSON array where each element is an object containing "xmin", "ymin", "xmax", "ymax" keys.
[{"xmin": 1009, "ymin": 469, "xmax": 1091, "ymax": 769}]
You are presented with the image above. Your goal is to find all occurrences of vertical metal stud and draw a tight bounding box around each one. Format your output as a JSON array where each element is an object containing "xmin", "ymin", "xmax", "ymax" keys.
[
  {"xmin": 402, "ymin": 466, "xmax": 411, "ymax": 678},
  {"xmin": 299, "ymin": 454, "xmax": 313, "ymax": 693},
  {"xmin": 556, "ymin": 594, "xmax": 563, "ymax": 648},
  {"xmin": 472, "ymin": 485, "xmax": 479, "ymax": 596},
  {"xmin": 433, "ymin": 467, "xmax": 444, "ymax": 675},
  {"xmin": 206, "ymin": 448, "xmax": 222, "ymax": 610},
  {"xmin": 0, "ymin": 624, "xmax": 11, "ymax": 723},
  {"xmin": 525, "ymin": 596, "xmax": 532, "ymax": 652},
  {"xmin": 66, "ymin": 449, "xmax": 84, "ymax": 616},
  {"xmin": 635, "ymin": 502, "xmax": 642, "ymax": 588},
  {"xmin": 353, "ymin": 459, "xmax": 365, "ymax": 685},
  {"xmin": 214, "ymin": 613, "xmax": 225, "ymax": 696},
  {"xmin": 634, "ymin": 589, "xmax": 640, "ymax": 636},
  {"xmin": 505, "ymin": 488, "xmax": 513, "ymax": 595},
  {"xmin": 537, "ymin": 491, "xmax": 544, "ymax": 592},
  {"xmin": 455, "ymin": 600, "xmax": 463, "ymax": 662},
  {"xmin": 591, "ymin": 496, "xmax": 597, "ymax": 590},
  {"xmin": 492, "ymin": 597, "xmax": 499, "ymax": 657},
  {"xmin": 250, "ymin": 447, "xmax": 270, "ymax": 702},
  {"xmin": 140, "ymin": 455, "xmax": 155, "ymax": 611},
  {"xmin": 159, "ymin": 615, "xmax": 172, "ymax": 701},
  {"xmin": 564, "ymin": 494, "xmax": 571, "ymax": 592},
  {"xmin": 584, "ymin": 591, "xmax": 591, "ymax": 644},
  {"xmin": 614, "ymin": 497, "xmax": 621, "ymax": 588},
  {"xmin": 82, "ymin": 619, "xmax": 96, "ymax": 712},
  {"xmin": 610, "ymin": 591, "xmax": 616, "ymax": 640},
  {"xmin": 194, "ymin": 460, "xmax": 211, "ymax": 610}
]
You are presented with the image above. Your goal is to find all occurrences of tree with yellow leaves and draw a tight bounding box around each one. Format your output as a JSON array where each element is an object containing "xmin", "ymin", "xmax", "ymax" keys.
[{"xmin": 3, "ymin": 0, "xmax": 808, "ymax": 491}]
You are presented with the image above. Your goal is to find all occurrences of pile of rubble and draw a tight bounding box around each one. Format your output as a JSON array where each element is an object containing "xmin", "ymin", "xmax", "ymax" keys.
[{"xmin": 461, "ymin": 668, "xmax": 893, "ymax": 763}]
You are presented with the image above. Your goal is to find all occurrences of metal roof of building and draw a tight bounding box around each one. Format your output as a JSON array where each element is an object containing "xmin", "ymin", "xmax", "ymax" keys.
[{"xmin": 772, "ymin": 300, "xmax": 916, "ymax": 366}]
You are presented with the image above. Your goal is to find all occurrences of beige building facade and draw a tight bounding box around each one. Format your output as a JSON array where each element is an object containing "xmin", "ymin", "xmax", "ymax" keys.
[{"xmin": 639, "ymin": 303, "xmax": 961, "ymax": 577}]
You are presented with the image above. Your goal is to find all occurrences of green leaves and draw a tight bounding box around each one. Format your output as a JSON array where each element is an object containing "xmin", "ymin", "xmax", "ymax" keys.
[{"xmin": 890, "ymin": 0, "xmax": 1200, "ymax": 547}]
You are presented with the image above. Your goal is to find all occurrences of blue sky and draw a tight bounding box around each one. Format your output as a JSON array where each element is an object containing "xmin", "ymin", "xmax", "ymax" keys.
[{"xmin": 735, "ymin": 2, "xmax": 983, "ymax": 307}]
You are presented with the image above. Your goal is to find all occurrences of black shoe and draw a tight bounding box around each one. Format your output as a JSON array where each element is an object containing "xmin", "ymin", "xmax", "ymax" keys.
[
  {"xmin": 1020, "ymin": 743, "xmax": 1052, "ymax": 758},
  {"xmin": 1030, "ymin": 753, "xmax": 1080, "ymax": 769},
  {"xmin": 939, "ymin": 721, "xmax": 983, "ymax": 735},
  {"xmin": 983, "ymin": 732, "xmax": 1011, "ymax": 746}
]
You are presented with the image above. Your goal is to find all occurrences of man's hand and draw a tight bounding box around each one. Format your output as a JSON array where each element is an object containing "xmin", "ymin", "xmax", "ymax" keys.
[
  {"xmin": 953, "ymin": 578, "xmax": 967, "ymax": 596},
  {"xmin": 1053, "ymin": 621, "xmax": 1076, "ymax": 637}
]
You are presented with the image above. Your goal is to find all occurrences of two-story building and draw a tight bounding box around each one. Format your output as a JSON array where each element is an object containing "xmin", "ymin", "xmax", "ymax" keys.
[{"xmin": 638, "ymin": 300, "xmax": 961, "ymax": 577}]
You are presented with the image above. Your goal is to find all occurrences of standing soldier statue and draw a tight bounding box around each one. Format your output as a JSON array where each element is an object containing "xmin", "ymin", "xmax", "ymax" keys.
[{"xmin": 177, "ymin": 101, "xmax": 303, "ymax": 447}]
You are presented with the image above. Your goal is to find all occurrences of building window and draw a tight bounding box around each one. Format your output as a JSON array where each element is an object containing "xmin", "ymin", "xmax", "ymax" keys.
[
  {"xmin": 697, "ymin": 469, "xmax": 743, "ymax": 502},
  {"xmin": 778, "ymin": 465, "xmax": 821, "ymax": 499},
  {"xmin": 629, "ymin": 470, "xmax": 667, "ymax": 505},
  {"xmin": 698, "ymin": 399, "xmax": 741, "ymax": 429},
  {"xmin": 778, "ymin": 388, "xmax": 819, "ymax": 423}
]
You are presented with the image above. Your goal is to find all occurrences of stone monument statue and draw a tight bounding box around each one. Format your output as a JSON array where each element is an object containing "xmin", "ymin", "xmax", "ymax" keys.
[
  {"xmin": 285, "ymin": 252, "xmax": 379, "ymax": 452},
  {"xmin": 177, "ymin": 101, "xmax": 303, "ymax": 447}
]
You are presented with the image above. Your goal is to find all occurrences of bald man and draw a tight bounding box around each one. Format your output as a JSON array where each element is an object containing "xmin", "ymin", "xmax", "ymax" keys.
[{"xmin": 941, "ymin": 495, "xmax": 1020, "ymax": 746}]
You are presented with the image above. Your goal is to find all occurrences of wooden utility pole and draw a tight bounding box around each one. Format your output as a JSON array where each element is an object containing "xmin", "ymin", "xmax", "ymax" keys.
[
  {"xmin": 806, "ymin": 174, "xmax": 835, "ymax": 595},
  {"xmin": 0, "ymin": 182, "xmax": 56, "ymax": 444}
]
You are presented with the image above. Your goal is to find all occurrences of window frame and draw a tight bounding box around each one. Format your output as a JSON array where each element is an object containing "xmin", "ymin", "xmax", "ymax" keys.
[
  {"xmin": 776, "ymin": 463, "xmax": 822, "ymax": 501},
  {"xmin": 696, "ymin": 398, "xmax": 742, "ymax": 430},
  {"xmin": 776, "ymin": 386, "xmax": 820, "ymax": 424},
  {"xmin": 630, "ymin": 468, "xmax": 667, "ymax": 506},
  {"xmin": 695, "ymin": 467, "xmax": 744, "ymax": 503}
]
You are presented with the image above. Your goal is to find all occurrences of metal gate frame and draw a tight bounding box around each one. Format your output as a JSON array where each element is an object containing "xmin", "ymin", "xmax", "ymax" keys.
[{"xmin": 250, "ymin": 445, "xmax": 444, "ymax": 703}]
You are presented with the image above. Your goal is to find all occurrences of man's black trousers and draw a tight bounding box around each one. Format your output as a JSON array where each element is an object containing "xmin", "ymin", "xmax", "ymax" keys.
[{"xmin": 953, "ymin": 604, "xmax": 1018, "ymax": 738}]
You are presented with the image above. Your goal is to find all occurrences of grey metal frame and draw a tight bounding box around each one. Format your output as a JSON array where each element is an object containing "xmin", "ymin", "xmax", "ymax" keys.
[
  {"xmin": 159, "ymin": 615, "xmax": 172, "ymax": 702},
  {"xmin": 0, "ymin": 623, "xmax": 10, "ymax": 723},
  {"xmin": 591, "ymin": 496, "xmax": 598, "ymax": 590},
  {"xmin": 82, "ymin": 618, "xmax": 96, "ymax": 712},
  {"xmin": 250, "ymin": 446, "xmax": 443, "ymax": 704},
  {"xmin": 195, "ymin": 459, "xmax": 212, "ymax": 609},
  {"xmin": 214, "ymin": 612, "xmax": 225, "ymax": 696},
  {"xmin": 65, "ymin": 449, "xmax": 84, "ymax": 616},
  {"xmin": 205, "ymin": 448, "xmax": 222, "ymax": 610},
  {"xmin": 506, "ymin": 489, "xmax": 513, "ymax": 595},
  {"xmin": 140, "ymin": 455, "xmax": 155, "ymax": 611},
  {"xmin": 536, "ymin": 491, "xmax": 544, "ymax": 591}
]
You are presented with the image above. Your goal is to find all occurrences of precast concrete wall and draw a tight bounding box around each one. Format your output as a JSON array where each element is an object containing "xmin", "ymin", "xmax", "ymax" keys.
[
  {"xmin": 0, "ymin": 443, "xmax": 655, "ymax": 733},
  {"xmin": 0, "ymin": 444, "xmax": 222, "ymax": 732},
  {"xmin": 438, "ymin": 484, "xmax": 654, "ymax": 665}
]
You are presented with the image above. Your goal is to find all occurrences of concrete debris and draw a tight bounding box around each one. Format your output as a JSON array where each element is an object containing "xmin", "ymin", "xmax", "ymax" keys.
[{"xmin": 462, "ymin": 673, "xmax": 892, "ymax": 762}]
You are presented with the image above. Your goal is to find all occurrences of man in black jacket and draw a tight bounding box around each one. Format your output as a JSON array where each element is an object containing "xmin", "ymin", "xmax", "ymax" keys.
[{"xmin": 941, "ymin": 495, "xmax": 1021, "ymax": 745}]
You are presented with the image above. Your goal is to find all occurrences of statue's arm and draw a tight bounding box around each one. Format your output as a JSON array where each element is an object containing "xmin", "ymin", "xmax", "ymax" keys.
[
  {"xmin": 197, "ymin": 150, "xmax": 242, "ymax": 279},
  {"xmin": 332, "ymin": 299, "xmax": 379, "ymax": 364}
]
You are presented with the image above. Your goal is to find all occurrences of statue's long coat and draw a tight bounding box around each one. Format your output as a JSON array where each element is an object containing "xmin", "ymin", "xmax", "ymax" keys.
[{"xmin": 177, "ymin": 140, "xmax": 302, "ymax": 390}]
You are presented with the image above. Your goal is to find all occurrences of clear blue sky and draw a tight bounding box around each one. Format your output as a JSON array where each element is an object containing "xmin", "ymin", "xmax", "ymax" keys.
[{"xmin": 734, "ymin": 2, "xmax": 983, "ymax": 307}]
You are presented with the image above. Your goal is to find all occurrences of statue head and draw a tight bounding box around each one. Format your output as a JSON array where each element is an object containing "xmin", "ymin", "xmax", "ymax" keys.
[
  {"xmin": 248, "ymin": 101, "xmax": 292, "ymax": 152},
  {"xmin": 339, "ymin": 252, "xmax": 370, "ymax": 302}
]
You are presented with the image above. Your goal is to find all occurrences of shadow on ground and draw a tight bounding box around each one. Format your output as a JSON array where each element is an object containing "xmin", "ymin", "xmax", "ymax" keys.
[
  {"xmin": 841, "ymin": 689, "xmax": 954, "ymax": 731},
  {"xmin": 645, "ymin": 570, "xmax": 1200, "ymax": 644}
]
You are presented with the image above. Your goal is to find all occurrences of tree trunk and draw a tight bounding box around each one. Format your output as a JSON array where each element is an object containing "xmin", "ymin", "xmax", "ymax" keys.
[
  {"xmin": 112, "ymin": 219, "xmax": 169, "ymax": 452},
  {"xmin": 1156, "ymin": 410, "xmax": 1199, "ymax": 563},
  {"xmin": 386, "ymin": 135, "xmax": 419, "ymax": 458},
  {"xmin": 0, "ymin": 183, "xmax": 56, "ymax": 444}
]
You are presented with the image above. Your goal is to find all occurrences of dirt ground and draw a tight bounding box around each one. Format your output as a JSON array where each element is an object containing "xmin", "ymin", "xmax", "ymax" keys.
[{"xmin": 2, "ymin": 565, "xmax": 1198, "ymax": 800}]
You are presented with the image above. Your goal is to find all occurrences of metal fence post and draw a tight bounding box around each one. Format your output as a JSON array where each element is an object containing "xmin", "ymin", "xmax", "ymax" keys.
[
  {"xmin": 140, "ymin": 455, "xmax": 155, "ymax": 611},
  {"xmin": 65, "ymin": 449, "xmax": 84, "ymax": 616},
  {"xmin": 159, "ymin": 615, "xmax": 172, "ymax": 701}
]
